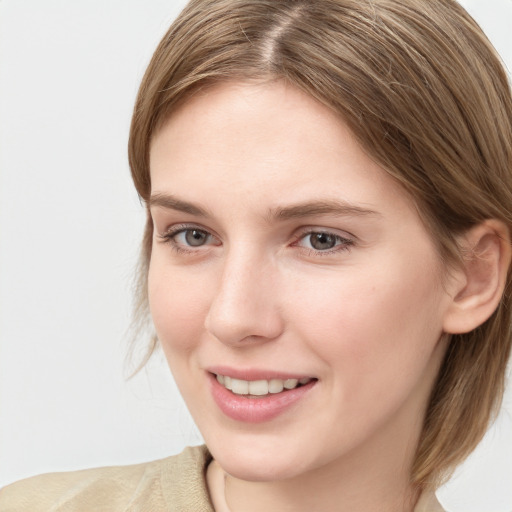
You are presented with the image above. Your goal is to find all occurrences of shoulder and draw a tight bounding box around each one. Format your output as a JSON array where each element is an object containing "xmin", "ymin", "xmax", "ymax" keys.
[
  {"xmin": 0, "ymin": 445, "xmax": 213, "ymax": 512},
  {"xmin": 414, "ymin": 489, "xmax": 446, "ymax": 512}
]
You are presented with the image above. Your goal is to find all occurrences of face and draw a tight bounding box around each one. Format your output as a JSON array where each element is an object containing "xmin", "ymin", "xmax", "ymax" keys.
[{"xmin": 148, "ymin": 81, "xmax": 454, "ymax": 482}]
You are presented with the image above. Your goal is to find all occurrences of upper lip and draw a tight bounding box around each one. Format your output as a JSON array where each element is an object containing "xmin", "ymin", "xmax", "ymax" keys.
[{"xmin": 207, "ymin": 366, "xmax": 316, "ymax": 381}]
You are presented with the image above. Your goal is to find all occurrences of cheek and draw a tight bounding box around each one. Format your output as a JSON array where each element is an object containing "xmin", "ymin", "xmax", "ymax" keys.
[
  {"xmin": 287, "ymin": 259, "xmax": 446, "ymax": 444},
  {"xmin": 148, "ymin": 256, "xmax": 210, "ymax": 355},
  {"xmin": 290, "ymin": 255, "xmax": 445, "ymax": 385}
]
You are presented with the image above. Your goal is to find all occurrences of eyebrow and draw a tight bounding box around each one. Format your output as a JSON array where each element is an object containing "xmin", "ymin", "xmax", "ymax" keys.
[
  {"xmin": 269, "ymin": 200, "xmax": 380, "ymax": 221},
  {"xmin": 149, "ymin": 193, "xmax": 380, "ymax": 221},
  {"xmin": 149, "ymin": 193, "xmax": 210, "ymax": 217}
]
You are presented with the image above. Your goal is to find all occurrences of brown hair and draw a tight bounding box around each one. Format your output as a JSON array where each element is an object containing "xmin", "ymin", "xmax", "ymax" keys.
[{"xmin": 128, "ymin": 0, "xmax": 512, "ymax": 489}]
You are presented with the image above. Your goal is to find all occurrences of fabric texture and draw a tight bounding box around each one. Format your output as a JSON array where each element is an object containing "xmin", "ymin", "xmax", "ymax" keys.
[
  {"xmin": 0, "ymin": 446, "xmax": 213, "ymax": 512},
  {"xmin": 0, "ymin": 445, "xmax": 445, "ymax": 511}
]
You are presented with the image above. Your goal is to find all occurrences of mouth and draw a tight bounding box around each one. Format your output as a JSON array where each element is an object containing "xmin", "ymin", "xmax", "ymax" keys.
[
  {"xmin": 214, "ymin": 373, "xmax": 315, "ymax": 398},
  {"xmin": 208, "ymin": 370, "xmax": 317, "ymax": 422}
]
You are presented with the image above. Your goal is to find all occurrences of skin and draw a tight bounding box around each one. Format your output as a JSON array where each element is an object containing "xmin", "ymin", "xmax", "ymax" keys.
[{"xmin": 148, "ymin": 81, "xmax": 461, "ymax": 512}]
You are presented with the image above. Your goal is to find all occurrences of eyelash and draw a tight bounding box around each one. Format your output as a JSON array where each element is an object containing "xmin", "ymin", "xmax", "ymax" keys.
[
  {"xmin": 292, "ymin": 229, "xmax": 355, "ymax": 256},
  {"xmin": 157, "ymin": 224, "xmax": 219, "ymax": 254},
  {"xmin": 157, "ymin": 224, "xmax": 355, "ymax": 256}
]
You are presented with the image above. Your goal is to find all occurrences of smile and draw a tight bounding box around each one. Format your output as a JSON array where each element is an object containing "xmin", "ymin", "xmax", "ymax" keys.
[{"xmin": 215, "ymin": 374, "xmax": 314, "ymax": 396}]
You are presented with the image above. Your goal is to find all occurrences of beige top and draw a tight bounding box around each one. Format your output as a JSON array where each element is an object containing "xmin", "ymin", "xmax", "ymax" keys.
[{"xmin": 0, "ymin": 445, "xmax": 445, "ymax": 511}]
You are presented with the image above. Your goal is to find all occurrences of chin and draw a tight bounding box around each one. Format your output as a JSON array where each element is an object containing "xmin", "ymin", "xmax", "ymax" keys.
[
  {"xmin": 205, "ymin": 436, "xmax": 317, "ymax": 482},
  {"xmin": 215, "ymin": 454, "xmax": 300, "ymax": 482}
]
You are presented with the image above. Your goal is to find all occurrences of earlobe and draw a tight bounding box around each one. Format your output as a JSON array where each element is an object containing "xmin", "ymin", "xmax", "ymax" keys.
[{"xmin": 442, "ymin": 220, "xmax": 511, "ymax": 335}]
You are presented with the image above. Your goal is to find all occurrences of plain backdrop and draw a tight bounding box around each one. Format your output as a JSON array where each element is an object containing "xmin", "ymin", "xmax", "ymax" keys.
[{"xmin": 1, "ymin": 1, "xmax": 511, "ymax": 511}]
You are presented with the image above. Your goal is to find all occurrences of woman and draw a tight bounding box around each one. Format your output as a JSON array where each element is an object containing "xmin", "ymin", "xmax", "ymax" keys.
[{"xmin": 2, "ymin": 0, "xmax": 511, "ymax": 511}]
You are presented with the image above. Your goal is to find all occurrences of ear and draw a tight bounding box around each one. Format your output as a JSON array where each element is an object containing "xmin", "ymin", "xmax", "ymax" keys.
[{"xmin": 442, "ymin": 220, "xmax": 511, "ymax": 334}]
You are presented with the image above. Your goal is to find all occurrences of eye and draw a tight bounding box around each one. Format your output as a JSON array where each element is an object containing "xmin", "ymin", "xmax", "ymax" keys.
[
  {"xmin": 295, "ymin": 230, "xmax": 354, "ymax": 253},
  {"xmin": 306, "ymin": 232, "xmax": 338, "ymax": 250},
  {"xmin": 176, "ymin": 229, "xmax": 211, "ymax": 247},
  {"xmin": 157, "ymin": 225, "xmax": 220, "ymax": 252}
]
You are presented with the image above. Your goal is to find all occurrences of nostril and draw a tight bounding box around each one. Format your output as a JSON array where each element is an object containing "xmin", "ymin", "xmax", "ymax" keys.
[{"xmin": 204, "ymin": 293, "xmax": 284, "ymax": 347}]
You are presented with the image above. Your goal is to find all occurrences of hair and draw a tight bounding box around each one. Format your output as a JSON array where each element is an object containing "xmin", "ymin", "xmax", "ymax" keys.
[{"xmin": 128, "ymin": 0, "xmax": 512, "ymax": 491}]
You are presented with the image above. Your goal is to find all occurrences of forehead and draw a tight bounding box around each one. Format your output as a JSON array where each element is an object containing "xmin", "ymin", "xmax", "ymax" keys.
[
  {"xmin": 149, "ymin": 80, "xmax": 418, "ymax": 223},
  {"xmin": 152, "ymin": 80, "xmax": 353, "ymax": 167}
]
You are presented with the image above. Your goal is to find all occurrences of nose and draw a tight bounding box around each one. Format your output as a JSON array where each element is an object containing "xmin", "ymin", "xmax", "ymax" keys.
[{"xmin": 204, "ymin": 250, "xmax": 284, "ymax": 346}]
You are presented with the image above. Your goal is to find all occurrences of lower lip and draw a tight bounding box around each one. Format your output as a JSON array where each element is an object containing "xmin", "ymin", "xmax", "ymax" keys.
[{"xmin": 208, "ymin": 373, "xmax": 316, "ymax": 423}]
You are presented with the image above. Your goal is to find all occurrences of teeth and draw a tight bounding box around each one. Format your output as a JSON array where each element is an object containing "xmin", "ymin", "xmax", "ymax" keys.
[
  {"xmin": 284, "ymin": 378, "xmax": 298, "ymax": 389},
  {"xmin": 231, "ymin": 378, "xmax": 249, "ymax": 395},
  {"xmin": 268, "ymin": 379, "xmax": 284, "ymax": 393},
  {"xmin": 215, "ymin": 374, "xmax": 313, "ymax": 396},
  {"xmin": 248, "ymin": 380, "xmax": 268, "ymax": 395}
]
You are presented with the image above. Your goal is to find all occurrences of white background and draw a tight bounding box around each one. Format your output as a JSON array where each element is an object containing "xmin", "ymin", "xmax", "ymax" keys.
[{"xmin": 0, "ymin": 1, "xmax": 511, "ymax": 510}]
